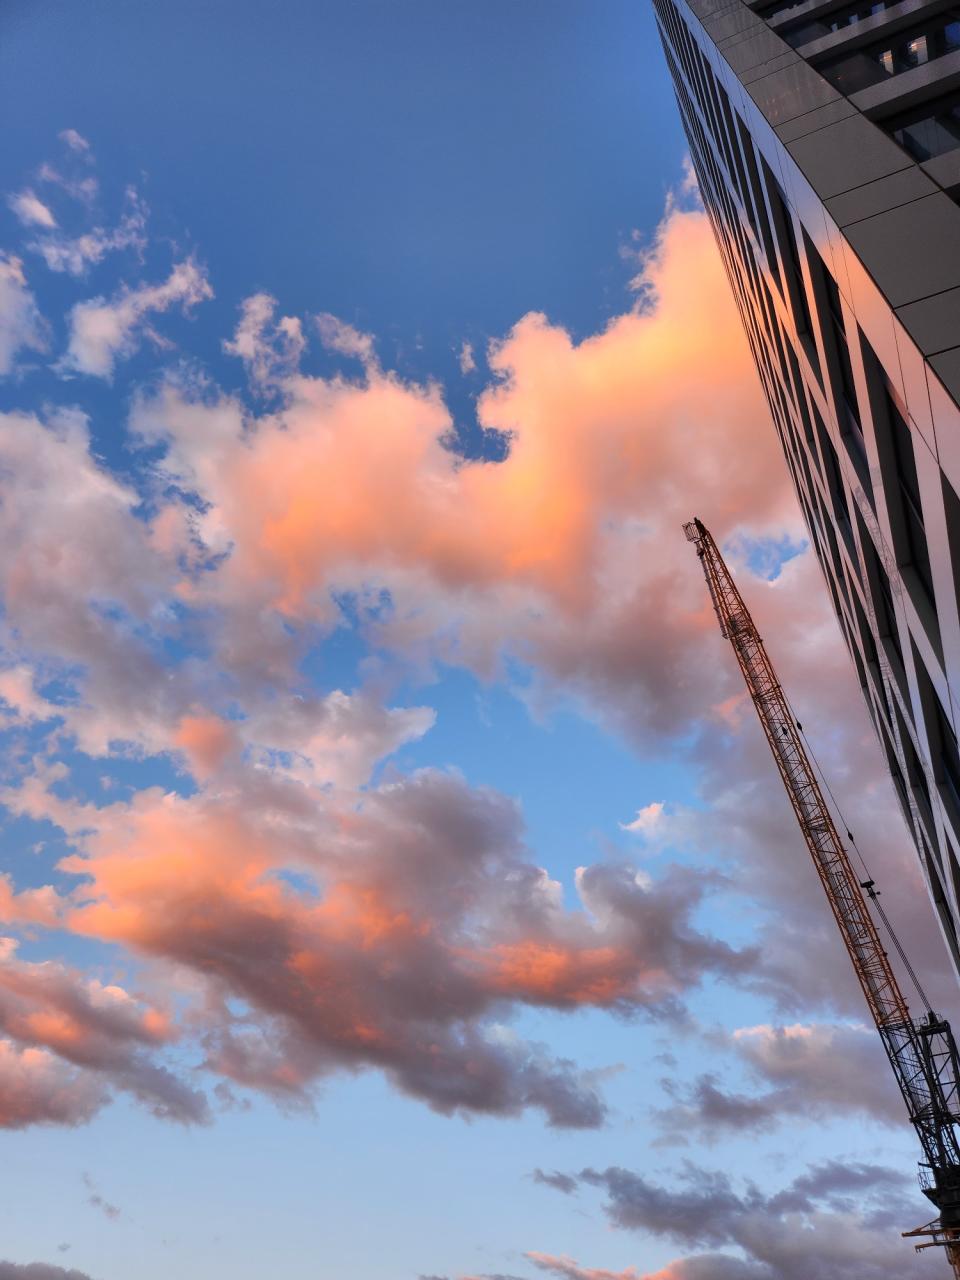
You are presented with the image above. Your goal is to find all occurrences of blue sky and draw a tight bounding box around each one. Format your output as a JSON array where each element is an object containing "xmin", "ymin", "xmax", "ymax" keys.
[{"xmin": 0, "ymin": 5, "xmax": 950, "ymax": 1280}]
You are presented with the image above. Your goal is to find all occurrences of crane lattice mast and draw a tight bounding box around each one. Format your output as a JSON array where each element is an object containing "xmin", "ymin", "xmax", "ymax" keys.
[{"xmin": 684, "ymin": 516, "xmax": 960, "ymax": 1272}]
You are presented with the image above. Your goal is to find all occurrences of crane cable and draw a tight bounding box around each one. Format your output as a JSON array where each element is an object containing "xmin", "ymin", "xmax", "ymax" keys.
[{"xmin": 777, "ymin": 682, "xmax": 934, "ymax": 1017}]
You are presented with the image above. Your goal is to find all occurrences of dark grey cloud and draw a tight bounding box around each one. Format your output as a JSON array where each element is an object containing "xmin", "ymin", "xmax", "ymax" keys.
[
  {"xmin": 532, "ymin": 1168, "xmax": 579, "ymax": 1195},
  {"xmin": 539, "ymin": 1159, "xmax": 927, "ymax": 1280},
  {"xmin": 81, "ymin": 1173, "xmax": 120, "ymax": 1221},
  {"xmin": 0, "ymin": 1265, "xmax": 96, "ymax": 1280},
  {"xmin": 654, "ymin": 1018, "xmax": 907, "ymax": 1144}
]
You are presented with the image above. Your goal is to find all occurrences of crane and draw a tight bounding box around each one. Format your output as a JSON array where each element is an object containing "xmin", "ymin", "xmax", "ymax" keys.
[{"xmin": 683, "ymin": 516, "xmax": 960, "ymax": 1272}]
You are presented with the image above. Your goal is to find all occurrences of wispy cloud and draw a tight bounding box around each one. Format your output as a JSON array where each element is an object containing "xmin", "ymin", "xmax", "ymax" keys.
[
  {"xmin": 315, "ymin": 311, "xmax": 375, "ymax": 364},
  {"xmin": 223, "ymin": 292, "xmax": 305, "ymax": 390},
  {"xmin": 0, "ymin": 254, "xmax": 47, "ymax": 375},
  {"xmin": 29, "ymin": 188, "xmax": 147, "ymax": 277},
  {"xmin": 458, "ymin": 339, "xmax": 477, "ymax": 373},
  {"xmin": 60, "ymin": 258, "xmax": 212, "ymax": 378},
  {"xmin": 8, "ymin": 189, "xmax": 57, "ymax": 229},
  {"xmin": 58, "ymin": 128, "xmax": 92, "ymax": 156}
]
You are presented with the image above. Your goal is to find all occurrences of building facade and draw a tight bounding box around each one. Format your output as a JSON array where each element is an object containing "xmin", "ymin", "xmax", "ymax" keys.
[{"xmin": 652, "ymin": 0, "xmax": 960, "ymax": 973}]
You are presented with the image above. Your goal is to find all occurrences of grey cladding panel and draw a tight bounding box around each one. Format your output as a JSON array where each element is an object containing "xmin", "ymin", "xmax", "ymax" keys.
[
  {"xmin": 899, "ymin": 291, "xmax": 960, "ymax": 357},
  {"xmin": 742, "ymin": 50, "xmax": 800, "ymax": 84},
  {"xmin": 787, "ymin": 113, "xmax": 913, "ymax": 199},
  {"xmin": 723, "ymin": 27, "xmax": 791, "ymax": 74},
  {"xmin": 745, "ymin": 60, "xmax": 840, "ymax": 125},
  {"xmin": 704, "ymin": 7, "xmax": 763, "ymax": 41},
  {"xmin": 687, "ymin": 0, "xmax": 742, "ymax": 20},
  {"xmin": 776, "ymin": 98, "xmax": 857, "ymax": 143},
  {"xmin": 826, "ymin": 167, "xmax": 937, "ymax": 229},
  {"xmin": 845, "ymin": 194, "xmax": 960, "ymax": 308},
  {"xmin": 931, "ymin": 348, "xmax": 960, "ymax": 405}
]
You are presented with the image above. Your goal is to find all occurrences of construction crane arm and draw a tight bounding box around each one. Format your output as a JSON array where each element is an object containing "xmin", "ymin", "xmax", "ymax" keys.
[{"xmin": 684, "ymin": 516, "xmax": 960, "ymax": 1266}]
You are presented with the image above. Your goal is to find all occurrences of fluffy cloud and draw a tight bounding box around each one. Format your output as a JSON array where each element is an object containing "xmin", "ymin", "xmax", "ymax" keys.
[
  {"xmin": 0, "ymin": 175, "xmax": 947, "ymax": 1162},
  {"xmin": 654, "ymin": 1022, "xmax": 904, "ymax": 1138},
  {"xmin": 0, "ymin": 1039, "xmax": 104, "ymax": 1129},
  {"xmin": 0, "ymin": 255, "xmax": 46, "ymax": 375},
  {"xmin": 559, "ymin": 1160, "xmax": 927, "ymax": 1280},
  {"xmin": 2, "ymin": 762, "xmax": 752, "ymax": 1127},
  {"xmin": 60, "ymin": 258, "xmax": 211, "ymax": 377},
  {"xmin": 0, "ymin": 939, "xmax": 205, "ymax": 1124}
]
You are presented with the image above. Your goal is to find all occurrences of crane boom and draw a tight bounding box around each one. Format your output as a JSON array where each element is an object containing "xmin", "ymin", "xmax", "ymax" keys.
[{"xmin": 684, "ymin": 516, "xmax": 960, "ymax": 1270}]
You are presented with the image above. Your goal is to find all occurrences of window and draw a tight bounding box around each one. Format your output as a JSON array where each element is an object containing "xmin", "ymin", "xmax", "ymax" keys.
[
  {"xmin": 758, "ymin": 0, "xmax": 808, "ymax": 20},
  {"xmin": 887, "ymin": 391, "xmax": 936, "ymax": 605},
  {"xmin": 773, "ymin": 184, "xmax": 814, "ymax": 341},
  {"xmin": 873, "ymin": 554, "xmax": 905, "ymax": 672},
  {"xmin": 823, "ymin": 271, "xmax": 858, "ymax": 424},
  {"xmin": 931, "ymin": 678, "xmax": 960, "ymax": 816},
  {"xmin": 895, "ymin": 699, "xmax": 933, "ymax": 819},
  {"xmin": 817, "ymin": 414, "xmax": 856, "ymax": 556},
  {"xmin": 818, "ymin": 12, "xmax": 960, "ymax": 96},
  {"xmin": 886, "ymin": 89, "xmax": 960, "ymax": 162},
  {"xmin": 781, "ymin": 0, "xmax": 887, "ymax": 45},
  {"xmin": 853, "ymin": 588, "xmax": 881, "ymax": 682},
  {"xmin": 818, "ymin": 267, "xmax": 872, "ymax": 500}
]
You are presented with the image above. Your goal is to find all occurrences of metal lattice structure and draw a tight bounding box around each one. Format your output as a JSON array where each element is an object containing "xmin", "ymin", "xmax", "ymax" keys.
[{"xmin": 685, "ymin": 516, "xmax": 960, "ymax": 1271}]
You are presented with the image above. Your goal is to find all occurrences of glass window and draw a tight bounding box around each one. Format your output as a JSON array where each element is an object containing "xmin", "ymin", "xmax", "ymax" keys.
[
  {"xmin": 780, "ymin": 0, "xmax": 888, "ymax": 46},
  {"xmin": 818, "ymin": 11, "xmax": 960, "ymax": 95},
  {"xmin": 874, "ymin": 556, "xmax": 905, "ymax": 671},
  {"xmin": 887, "ymin": 391, "xmax": 936, "ymax": 605},
  {"xmin": 936, "ymin": 691, "xmax": 960, "ymax": 814},
  {"xmin": 887, "ymin": 90, "xmax": 960, "ymax": 162}
]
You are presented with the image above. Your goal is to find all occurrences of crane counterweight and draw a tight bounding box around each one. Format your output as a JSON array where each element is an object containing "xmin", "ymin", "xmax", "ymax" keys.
[{"xmin": 684, "ymin": 516, "xmax": 960, "ymax": 1273}]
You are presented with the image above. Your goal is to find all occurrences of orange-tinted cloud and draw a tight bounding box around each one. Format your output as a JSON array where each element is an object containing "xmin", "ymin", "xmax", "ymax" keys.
[
  {"xmin": 0, "ymin": 766, "xmax": 751, "ymax": 1126},
  {"xmin": 0, "ymin": 182, "xmax": 941, "ymax": 1141}
]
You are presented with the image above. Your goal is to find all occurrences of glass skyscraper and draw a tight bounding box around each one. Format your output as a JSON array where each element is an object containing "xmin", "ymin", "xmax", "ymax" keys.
[{"xmin": 653, "ymin": 0, "xmax": 960, "ymax": 973}]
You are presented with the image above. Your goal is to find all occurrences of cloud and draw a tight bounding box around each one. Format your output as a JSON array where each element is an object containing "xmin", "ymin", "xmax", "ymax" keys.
[
  {"xmin": 0, "ymin": 407, "xmax": 185, "ymax": 756},
  {"xmin": 0, "ymin": 171, "xmax": 948, "ymax": 1155},
  {"xmin": 0, "ymin": 255, "xmax": 47, "ymax": 375},
  {"xmin": 653, "ymin": 1022, "xmax": 904, "ymax": 1139},
  {"xmin": 130, "ymin": 199, "xmax": 791, "ymax": 722},
  {"xmin": 531, "ymin": 1168, "xmax": 579, "ymax": 1194},
  {"xmin": 315, "ymin": 312, "xmax": 375, "ymax": 363},
  {"xmin": 565, "ymin": 1160, "xmax": 927, "ymax": 1280},
  {"xmin": 58, "ymin": 129, "xmax": 91, "ymax": 155},
  {"xmin": 223, "ymin": 292, "xmax": 306, "ymax": 390},
  {"xmin": 620, "ymin": 803, "xmax": 664, "ymax": 836},
  {"xmin": 527, "ymin": 1256, "xmax": 642, "ymax": 1280},
  {"xmin": 1, "ymin": 763, "xmax": 752, "ymax": 1128},
  {"xmin": 0, "ymin": 1039, "xmax": 105, "ymax": 1128},
  {"xmin": 8, "ymin": 190, "xmax": 57, "ymax": 229},
  {"xmin": 29, "ymin": 188, "xmax": 147, "ymax": 277},
  {"xmin": 36, "ymin": 165, "xmax": 97, "ymax": 206},
  {"xmin": 459, "ymin": 340, "xmax": 477, "ymax": 373},
  {"xmin": 82, "ymin": 1173, "xmax": 120, "ymax": 1221},
  {"xmin": 60, "ymin": 258, "xmax": 212, "ymax": 377},
  {"xmin": 0, "ymin": 1267, "xmax": 96, "ymax": 1280},
  {"xmin": 0, "ymin": 938, "xmax": 207, "ymax": 1124}
]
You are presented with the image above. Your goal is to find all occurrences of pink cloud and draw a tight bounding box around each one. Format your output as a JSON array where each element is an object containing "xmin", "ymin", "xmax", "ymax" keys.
[{"xmin": 0, "ymin": 180, "xmax": 945, "ymax": 1147}]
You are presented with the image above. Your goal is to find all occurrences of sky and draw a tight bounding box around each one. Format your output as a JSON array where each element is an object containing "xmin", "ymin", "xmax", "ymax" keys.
[{"xmin": 0, "ymin": 3, "xmax": 956, "ymax": 1279}]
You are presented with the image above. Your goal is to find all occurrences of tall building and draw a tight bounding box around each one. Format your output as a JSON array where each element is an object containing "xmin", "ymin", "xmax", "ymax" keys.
[{"xmin": 652, "ymin": 0, "xmax": 960, "ymax": 973}]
